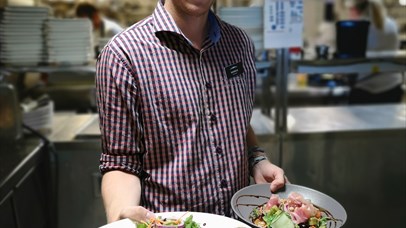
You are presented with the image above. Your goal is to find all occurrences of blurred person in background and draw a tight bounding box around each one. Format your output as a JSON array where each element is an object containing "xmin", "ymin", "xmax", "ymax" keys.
[
  {"xmin": 314, "ymin": 1, "xmax": 337, "ymax": 55},
  {"xmin": 338, "ymin": 0, "xmax": 404, "ymax": 104},
  {"xmin": 76, "ymin": 2, "xmax": 124, "ymax": 56}
]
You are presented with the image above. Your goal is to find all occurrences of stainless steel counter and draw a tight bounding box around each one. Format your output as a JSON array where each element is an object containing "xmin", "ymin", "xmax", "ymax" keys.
[
  {"xmin": 251, "ymin": 103, "xmax": 406, "ymax": 135},
  {"xmin": 0, "ymin": 65, "xmax": 96, "ymax": 75},
  {"xmin": 48, "ymin": 112, "xmax": 97, "ymax": 142},
  {"xmin": 53, "ymin": 104, "xmax": 406, "ymax": 137},
  {"xmin": 289, "ymin": 104, "xmax": 405, "ymax": 133},
  {"xmin": 292, "ymin": 50, "xmax": 406, "ymax": 74},
  {"xmin": 50, "ymin": 104, "xmax": 405, "ymax": 139},
  {"xmin": 251, "ymin": 104, "xmax": 406, "ymax": 227},
  {"xmin": 47, "ymin": 112, "xmax": 105, "ymax": 228}
]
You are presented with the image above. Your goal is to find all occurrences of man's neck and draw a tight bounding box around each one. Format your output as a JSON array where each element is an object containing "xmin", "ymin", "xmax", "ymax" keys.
[{"xmin": 164, "ymin": 5, "xmax": 209, "ymax": 50}]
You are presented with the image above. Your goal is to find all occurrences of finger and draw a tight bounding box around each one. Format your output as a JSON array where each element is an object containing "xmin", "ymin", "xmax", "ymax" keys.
[
  {"xmin": 120, "ymin": 206, "xmax": 155, "ymax": 223},
  {"xmin": 270, "ymin": 171, "xmax": 285, "ymax": 193}
]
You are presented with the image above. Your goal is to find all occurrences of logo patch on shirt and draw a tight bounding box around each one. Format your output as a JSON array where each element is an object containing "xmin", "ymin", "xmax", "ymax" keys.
[{"xmin": 225, "ymin": 62, "xmax": 244, "ymax": 79}]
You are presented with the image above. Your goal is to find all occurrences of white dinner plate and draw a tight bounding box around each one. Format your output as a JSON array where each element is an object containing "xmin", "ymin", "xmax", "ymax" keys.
[
  {"xmin": 99, "ymin": 211, "xmax": 250, "ymax": 228},
  {"xmin": 3, "ymin": 6, "xmax": 50, "ymax": 13}
]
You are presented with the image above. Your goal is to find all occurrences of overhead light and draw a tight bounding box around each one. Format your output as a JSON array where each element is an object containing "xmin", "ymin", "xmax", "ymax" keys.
[{"xmin": 400, "ymin": 0, "xmax": 406, "ymax": 6}]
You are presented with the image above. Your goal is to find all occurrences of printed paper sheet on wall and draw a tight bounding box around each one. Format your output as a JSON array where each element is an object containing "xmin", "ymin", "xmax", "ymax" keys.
[{"xmin": 264, "ymin": 0, "xmax": 304, "ymax": 49}]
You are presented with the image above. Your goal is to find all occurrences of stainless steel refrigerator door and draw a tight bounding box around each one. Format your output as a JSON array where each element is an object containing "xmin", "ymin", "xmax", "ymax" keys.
[{"xmin": 55, "ymin": 141, "xmax": 106, "ymax": 228}]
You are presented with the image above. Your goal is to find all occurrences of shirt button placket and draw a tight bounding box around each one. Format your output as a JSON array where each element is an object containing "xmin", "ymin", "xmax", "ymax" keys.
[
  {"xmin": 215, "ymin": 146, "xmax": 223, "ymax": 155},
  {"xmin": 205, "ymin": 82, "xmax": 212, "ymax": 90},
  {"xmin": 210, "ymin": 113, "xmax": 217, "ymax": 124},
  {"xmin": 220, "ymin": 179, "xmax": 228, "ymax": 188}
]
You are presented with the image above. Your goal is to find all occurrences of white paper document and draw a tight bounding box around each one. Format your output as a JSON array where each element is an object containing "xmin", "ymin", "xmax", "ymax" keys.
[{"xmin": 263, "ymin": 0, "xmax": 304, "ymax": 49}]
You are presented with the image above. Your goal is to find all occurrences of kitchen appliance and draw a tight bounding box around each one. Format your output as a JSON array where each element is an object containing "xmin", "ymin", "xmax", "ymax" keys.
[
  {"xmin": 0, "ymin": 76, "xmax": 22, "ymax": 142},
  {"xmin": 335, "ymin": 20, "xmax": 370, "ymax": 59},
  {"xmin": 231, "ymin": 183, "xmax": 347, "ymax": 228}
]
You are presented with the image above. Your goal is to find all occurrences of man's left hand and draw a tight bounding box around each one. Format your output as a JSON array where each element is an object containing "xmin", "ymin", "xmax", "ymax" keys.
[{"xmin": 252, "ymin": 160, "xmax": 286, "ymax": 193}]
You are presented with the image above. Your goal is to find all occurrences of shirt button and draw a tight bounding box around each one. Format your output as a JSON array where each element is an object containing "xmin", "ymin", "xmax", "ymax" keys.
[
  {"xmin": 205, "ymin": 82, "xmax": 212, "ymax": 89},
  {"xmin": 215, "ymin": 147, "xmax": 223, "ymax": 154},
  {"xmin": 210, "ymin": 114, "xmax": 217, "ymax": 123},
  {"xmin": 220, "ymin": 179, "xmax": 228, "ymax": 188}
]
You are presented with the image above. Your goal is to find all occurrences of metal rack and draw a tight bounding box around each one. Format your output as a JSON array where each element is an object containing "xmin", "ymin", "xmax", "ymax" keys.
[{"xmin": 0, "ymin": 64, "xmax": 97, "ymax": 112}]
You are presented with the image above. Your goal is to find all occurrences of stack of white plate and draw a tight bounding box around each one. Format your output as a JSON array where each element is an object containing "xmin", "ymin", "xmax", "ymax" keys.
[
  {"xmin": 21, "ymin": 94, "xmax": 54, "ymax": 132},
  {"xmin": 0, "ymin": 6, "xmax": 49, "ymax": 66},
  {"xmin": 45, "ymin": 18, "xmax": 92, "ymax": 65},
  {"xmin": 23, "ymin": 101, "xmax": 54, "ymax": 132},
  {"xmin": 219, "ymin": 7, "xmax": 264, "ymax": 53}
]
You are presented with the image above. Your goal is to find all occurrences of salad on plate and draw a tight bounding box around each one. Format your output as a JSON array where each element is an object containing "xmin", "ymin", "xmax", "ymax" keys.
[
  {"xmin": 135, "ymin": 212, "xmax": 200, "ymax": 228},
  {"xmin": 249, "ymin": 192, "xmax": 340, "ymax": 228}
]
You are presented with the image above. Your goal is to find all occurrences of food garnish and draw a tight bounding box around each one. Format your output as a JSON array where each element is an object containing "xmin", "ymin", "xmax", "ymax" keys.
[
  {"xmin": 248, "ymin": 192, "xmax": 341, "ymax": 228},
  {"xmin": 135, "ymin": 212, "xmax": 200, "ymax": 228}
]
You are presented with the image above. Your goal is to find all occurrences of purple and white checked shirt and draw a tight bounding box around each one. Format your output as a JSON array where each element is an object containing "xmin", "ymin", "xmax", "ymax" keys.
[{"xmin": 96, "ymin": 1, "xmax": 256, "ymax": 216}]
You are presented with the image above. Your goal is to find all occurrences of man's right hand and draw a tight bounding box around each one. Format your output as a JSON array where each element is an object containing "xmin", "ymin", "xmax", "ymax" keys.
[
  {"xmin": 101, "ymin": 171, "xmax": 146, "ymax": 223},
  {"xmin": 119, "ymin": 206, "xmax": 156, "ymax": 223}
]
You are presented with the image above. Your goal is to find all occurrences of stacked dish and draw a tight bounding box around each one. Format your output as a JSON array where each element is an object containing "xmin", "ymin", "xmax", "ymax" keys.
[
  {"xmin": 45, "ymin": 18, "xmax": 92, "ymax": 65},
  {"xmin": 0, "ymin": 6, "xmax": 49, "ymax": 66},
  {"xmin": 21, "ymin": 95, "xmax": 54, "ymax": 133},
  {"xmin": 219, "ymin": 7, "xmax": 263, "ymax": 54}
]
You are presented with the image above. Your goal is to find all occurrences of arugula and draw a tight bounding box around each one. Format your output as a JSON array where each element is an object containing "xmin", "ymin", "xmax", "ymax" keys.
[
  {"xmin": 135, "ymin": 214, "xmax": 200, "ymax": 228},
  {"xmin": 184, "ymin": 215, "xmax": 200, "ymax": 228},
  {"xmin": 136, "ymin": 223, "xmax": 147, "ymax": 228}
]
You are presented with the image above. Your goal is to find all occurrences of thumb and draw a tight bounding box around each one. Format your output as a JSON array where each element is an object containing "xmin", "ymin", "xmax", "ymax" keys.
[{"xmin": 270, "ymin": 172, "xmax": 285, "ymax": 193}]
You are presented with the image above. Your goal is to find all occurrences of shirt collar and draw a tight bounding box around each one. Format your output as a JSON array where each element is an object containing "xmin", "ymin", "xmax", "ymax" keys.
[
  {"xmin": 207, "ymin": 10, "xmax": 221, "ymax": 43},
  {"xmin": 153, "ymin": 0, "xmax": 221, "ymax": 45}
]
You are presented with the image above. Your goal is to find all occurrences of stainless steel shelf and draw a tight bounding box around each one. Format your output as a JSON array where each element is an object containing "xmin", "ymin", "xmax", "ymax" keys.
[
  {"xmin": 0, "ymin": 64, "xmax": 96, "ymax": 74},
  {"xmin": 251, "ymin": 103, "xmax": 406, "ymax": 135},
  {"xmin": 292, "ymin": 51, "xmax": 406, "ymax": 74}
]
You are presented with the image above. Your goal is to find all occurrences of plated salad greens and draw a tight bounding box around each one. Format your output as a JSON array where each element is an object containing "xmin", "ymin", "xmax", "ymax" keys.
[
  {"xmin": 249, "ymin": 192, "xmax": 339, "ymax": 228},
  {"xmin": 135, "ymin": 213, "xmax": 200, "ymax": 228}
]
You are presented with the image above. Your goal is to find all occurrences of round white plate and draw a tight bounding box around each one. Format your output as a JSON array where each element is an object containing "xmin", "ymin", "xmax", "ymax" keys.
[{"xmin": 99, "ymin": 211, "xmax": 250, "ymax": 228}]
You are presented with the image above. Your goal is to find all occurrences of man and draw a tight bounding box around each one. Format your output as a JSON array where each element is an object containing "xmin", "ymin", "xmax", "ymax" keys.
[
  {"xmin": 96, "ymin": 0, "xmax": 286, "ymax": 224},
  {"xmin": 76, "ymin": 3, "xmax": 123, "ymax": 56},
  {"xmin": 75, "ymin": 3, "xmax": 123, "ymax": 38},
  {"xmin": 336, "ymin": 0, "xmax": 403, "ymax": 104}
]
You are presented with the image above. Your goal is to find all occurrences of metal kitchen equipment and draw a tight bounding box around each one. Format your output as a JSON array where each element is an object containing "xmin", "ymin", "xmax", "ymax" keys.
[
  {"xmin": 0, "ymin": 74, "xmax": 22, "ymax": 142},
  {"xmin": 335, "ymin": 20, "xmax": 370, "ymax": 59}
]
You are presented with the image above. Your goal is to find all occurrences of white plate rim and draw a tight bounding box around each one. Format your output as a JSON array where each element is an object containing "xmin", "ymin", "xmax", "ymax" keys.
[
  {"xmin": 154, "ymin": 211, "xmax": 250, "ymax": 228},
  {"xmin": 99, "ymin": 211, "xmax": 251, "ymax": 228}
]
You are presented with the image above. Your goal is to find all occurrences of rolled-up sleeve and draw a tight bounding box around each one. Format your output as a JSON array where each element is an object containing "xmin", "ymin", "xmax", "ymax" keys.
[{"xmin": 96, "ymin": 45, "xmax": 147, "ymax": 178}]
